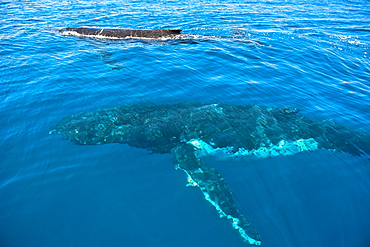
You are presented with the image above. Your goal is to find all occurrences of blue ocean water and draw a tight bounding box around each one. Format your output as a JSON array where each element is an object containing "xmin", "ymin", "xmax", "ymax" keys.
[{"xmin": 1, "ymin": 0, "xmax": 370, "ymax": 246}]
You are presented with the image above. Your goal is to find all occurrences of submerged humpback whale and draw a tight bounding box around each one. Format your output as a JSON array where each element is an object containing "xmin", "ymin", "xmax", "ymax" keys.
[
  {"xmin": 50, "ymin": 102, "xmax": 370, "ymax": 245},
  {"xmin": 59, "ymin": 27, "xmax": 182, "ymax": 39}
]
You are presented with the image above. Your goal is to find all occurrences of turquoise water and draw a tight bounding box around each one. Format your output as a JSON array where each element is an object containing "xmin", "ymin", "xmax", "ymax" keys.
[{"xmin": 1, "ymin": 0, "xmax": 370, "ymax": 246}]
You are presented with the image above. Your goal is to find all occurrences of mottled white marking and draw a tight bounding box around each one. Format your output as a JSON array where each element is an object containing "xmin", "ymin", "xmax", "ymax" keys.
[
  {"xmin": 174, "ymin": 164, "xmax": 261, "ymax": 245},
  {"xmin": 187, "ymin": 138, "xmax": 319, "ymax": 160}
]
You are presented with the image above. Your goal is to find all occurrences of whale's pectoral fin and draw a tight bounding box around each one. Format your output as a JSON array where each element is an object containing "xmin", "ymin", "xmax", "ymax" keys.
[
  {"xmin": 171, "ymin": 143, "xmax": 262, "ymax": 245},
  {"xmin": 87, "ymin": 39, "xmax": 123, "ymax": 70}
]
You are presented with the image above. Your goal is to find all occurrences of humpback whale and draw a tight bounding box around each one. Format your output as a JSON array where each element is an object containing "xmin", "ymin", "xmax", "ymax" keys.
[
  {"xmin": 58, "ymin": 27, "xmax": 269, "ymax": 46},
  {"xmin": 50, "ymin": 102, "xmax": 370, "ymax": 245},
  {"xmin": 59, "ymin": 27, "xmax": 182, "ymax": 39}
]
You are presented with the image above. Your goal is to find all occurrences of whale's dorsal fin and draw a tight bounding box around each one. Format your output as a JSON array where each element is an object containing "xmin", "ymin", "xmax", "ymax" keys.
[{"xmin": 172, "ymin": 143, "xmax": 262, "ymax": 245}]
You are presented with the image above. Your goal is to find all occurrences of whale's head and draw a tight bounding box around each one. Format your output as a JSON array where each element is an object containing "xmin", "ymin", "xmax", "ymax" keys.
[
  {"xmin": 59, "ymin": 27, "xmax": 78, "ymax": 33},
  {"xmin": 49, "ymin": 103, "xmax": 181, "ymax": 152},
  {"xmin": 49, "ymin": 107, "xmax": 138, "ymax": 145}
]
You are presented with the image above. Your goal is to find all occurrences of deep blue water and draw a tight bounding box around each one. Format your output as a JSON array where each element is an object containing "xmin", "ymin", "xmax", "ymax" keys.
[{"xmin": 1, "ymin": 0, "xmax": 370, "ymax": 246}]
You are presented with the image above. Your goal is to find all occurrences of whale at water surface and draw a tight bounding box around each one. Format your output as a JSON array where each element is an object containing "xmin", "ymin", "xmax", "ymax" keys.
[
  {"xmin": 58, "ymin": 27, "xmax": 270, "ymax": 48},
  {"xmin": 59, "ymin": 27, "xmax": 182, "ymax": 39}
]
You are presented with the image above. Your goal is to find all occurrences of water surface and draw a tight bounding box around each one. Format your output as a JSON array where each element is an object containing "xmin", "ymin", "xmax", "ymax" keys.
[{"xmin": 1, "ymin": 0, "xmax": 370, "ymax": 246}]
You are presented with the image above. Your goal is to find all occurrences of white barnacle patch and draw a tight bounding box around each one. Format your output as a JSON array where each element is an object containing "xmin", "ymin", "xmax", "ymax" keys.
[
  {"xmin": 189, "ymin": 140, "xmax": 202, "ymax": 149},
  {"xmin": 211, "ymin": 103, "xmax": 224, "ymax": 114},
  {"xmin": 187, "ymin": 139, "xmax": 221, "ymax": 155},
  {"xmin": 186, "ymin": 175, "xmax": 198, "ymax": 187},
  {"xmin": 109, "ymin": 115, "xmax": 118, "ymax": 122}
]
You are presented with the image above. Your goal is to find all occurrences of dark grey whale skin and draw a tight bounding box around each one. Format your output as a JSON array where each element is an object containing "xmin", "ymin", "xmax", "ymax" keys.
[
  {"xmin": 59, "ymin": 27, "xmax": 270, "ymax": 48},
  {"xmin": 59, "ymin": 27, "xmax": 182, "ymax": 39},
  {"xmin": 51, "ymin": 102, "xmax": 370, "ymax": 157},
  {"xmin": 50, "ymin": 102, "xmax": 370, "ymax": 245}
]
